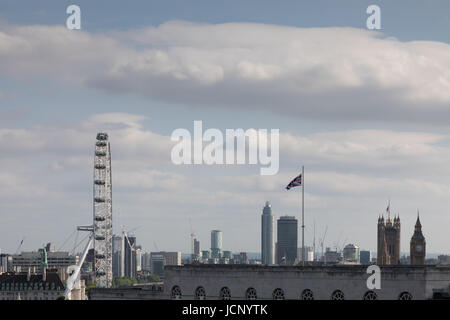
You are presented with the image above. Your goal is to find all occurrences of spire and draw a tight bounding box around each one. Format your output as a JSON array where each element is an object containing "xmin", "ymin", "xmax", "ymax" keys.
[
  {"xmin": 412, "ymin": 209, "xmax": 425, "ymax": 241},
  {"xmin": 415, "ymin": 210, "xmax": 421, "ymax": 228}
]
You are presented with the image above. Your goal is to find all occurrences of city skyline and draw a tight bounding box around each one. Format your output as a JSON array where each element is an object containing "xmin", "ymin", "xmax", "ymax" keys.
[{"xmin": 1, "ymin": 1, "xmax": 450, "ymax": 256}]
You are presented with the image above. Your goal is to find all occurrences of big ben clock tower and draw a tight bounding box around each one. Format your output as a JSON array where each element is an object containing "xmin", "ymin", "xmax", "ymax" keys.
[{"xmin": 410, "ymin": 212, "xmax": 426, "ymax": 265}]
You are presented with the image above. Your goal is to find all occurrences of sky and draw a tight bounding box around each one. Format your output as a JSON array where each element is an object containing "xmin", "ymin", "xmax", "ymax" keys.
[{"xmin": 1, "ymin": 1, "xmax": 450, "ymax": 256}]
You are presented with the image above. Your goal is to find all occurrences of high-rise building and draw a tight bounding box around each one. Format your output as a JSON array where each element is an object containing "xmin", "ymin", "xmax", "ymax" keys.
[
  {"xmin": 360, "ymin": 250, "xmax": 371, "ymax": 265},
  {"xmin": 261, "ymin": 201, "xmax": 275, "ymax": 265},
  {"xmin": 136, "ymin": 246, "xmax": 142, "ymax": 272},
  {"xmin": 211, "ymin": 230, "xmax": 222, "ymax": 259},
  {"xmin": 112, "ymin": 235, "xmax": 122, "ymax": 278},
  {"xmin": 194, "ymin": 239, "xmax": 200, "ymax": 256},
  {"xmin": 410, "ymin": 214, "xmax": 426, "ymax": 265},
  {"xmin": 142, "ymin": 252, "xmax": 151, "ymax": 272},
  {"xmin": 276, "ymin": 216, "xmax": 298, "ymax": 265},
  {"xmin": 377, "ymin": 213, "xmax": 401, "ymax": 265},
  {"xmin": 123, "ymin": 236, "xmax": 136, "ymax": 278}
]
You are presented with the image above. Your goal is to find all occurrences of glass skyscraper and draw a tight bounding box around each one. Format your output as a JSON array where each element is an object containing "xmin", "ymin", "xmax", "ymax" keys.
[{"xmin": 276, "ymin": 216, "xmax": 298, "ymax": 265}]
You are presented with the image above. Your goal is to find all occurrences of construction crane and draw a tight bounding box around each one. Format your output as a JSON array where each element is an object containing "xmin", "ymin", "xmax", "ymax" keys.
[
  {"xmin": 319, "ymin": 226, "xmax": 328, "ymax": 263},
  {"xmin": 64, "ymin": 230, "xmax": 93, "ymax": 300},
  {"xmin": 15, "ymin": 237, "xmax": 25, "ymax": 255}
]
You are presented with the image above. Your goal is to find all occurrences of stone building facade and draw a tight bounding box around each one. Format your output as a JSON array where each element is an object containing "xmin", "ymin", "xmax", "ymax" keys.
[
  {"xmin": 0, "ymin": 270, "xmax": 65, "ymax": 300},
  {"xmin": 163, "ymin": 264, "xmax": 450, "ymax": 300},
  {"xmin": 377, "ymin": 215, "xmax": 401, "ymax": 265}
]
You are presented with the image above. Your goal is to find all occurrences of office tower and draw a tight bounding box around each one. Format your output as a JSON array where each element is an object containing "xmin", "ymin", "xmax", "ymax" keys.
[
  {"xmin": 360, "ymin": 250, "xmax": 371, "ymax": 265},
  {"xmin": 112, "ymin": 235, "xmax": 122, "ymax": 277},
  {"xmin": 142, "ymin": 252, "xmax": 151, "ymax": 272},
  {"xmin": 276, "ymin": 216, "xmax": 298, "ymax": 265},
  {"xmin": 261, "ymin": 201, "xmax": 275, "ymax": 265},
  {"xmin": 410, "ymin": 214, "xmax": 426, "ymax": 265},
  {"xmin": 124, "ymin": 236, "xmax": 136, "ymax": 278},
  {"xmin": 377, "ymin": 214, "xmax": 401, "ymax": 265},
  {"xmin": 194, "ymin": 239, "xmax": 200, "ymax": 256},
  {"xmin": 211, "ymin": 230, "xmax": 222, "ymax": 259},
  {"xmin": 136, "ymin": 246, "xmax": 142, "ymax": 272}
]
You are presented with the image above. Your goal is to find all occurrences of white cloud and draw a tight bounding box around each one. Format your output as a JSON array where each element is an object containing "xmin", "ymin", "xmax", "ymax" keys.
[
  {"xmin": 280, "ymin": 130, "xmax": 450, "ymax": 174},
  {"xmin": 1, "ymin": 22, "xmax": 450, "ymax": 124}
]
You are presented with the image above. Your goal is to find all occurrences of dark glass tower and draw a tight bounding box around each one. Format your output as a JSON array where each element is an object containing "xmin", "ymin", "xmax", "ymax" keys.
[{"xmin": 276, "ymin": 216, "xmax": 298, "ymax": 265}]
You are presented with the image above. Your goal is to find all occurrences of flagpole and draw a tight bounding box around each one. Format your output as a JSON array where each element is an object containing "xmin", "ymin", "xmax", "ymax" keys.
[{"xmin": 302, "ymin": 165, "xmax": 305, "ymax": 266}]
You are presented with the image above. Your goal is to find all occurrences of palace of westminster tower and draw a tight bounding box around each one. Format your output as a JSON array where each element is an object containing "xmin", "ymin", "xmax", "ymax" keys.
[{"xmin": 377, "ymin": 207, "xmax": 426, "ymax": 265}]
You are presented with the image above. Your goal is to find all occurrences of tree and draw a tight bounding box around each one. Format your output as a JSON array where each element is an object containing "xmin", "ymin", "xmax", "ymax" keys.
[
  {"xmin": 85, "ymin": 281, "xmax": 97, "ymax": 298},
  {"xmin": 113, "ymin": 276, "xmax": 137, "ymax": 287}
]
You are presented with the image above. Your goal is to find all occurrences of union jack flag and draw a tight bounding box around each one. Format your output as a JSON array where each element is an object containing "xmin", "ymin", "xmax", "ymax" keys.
[{"xmin": 286, "ymin": 174, "xmax": 302, "ymax": 190}]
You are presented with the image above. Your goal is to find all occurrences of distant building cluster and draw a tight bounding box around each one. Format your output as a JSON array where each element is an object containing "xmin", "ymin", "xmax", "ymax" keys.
[
  {"xmin": 190, "ymin": 230, "xmax": 254, "ymax": 265},
  {"xmin": 109, "ymin": 233, "xmax": 181, "ymax": 281}
]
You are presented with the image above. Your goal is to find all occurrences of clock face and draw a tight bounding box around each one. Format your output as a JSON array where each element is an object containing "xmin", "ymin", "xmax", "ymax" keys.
[{"xmin": 416, "ymin": 245, "xmax": 423, "ymax": 252}]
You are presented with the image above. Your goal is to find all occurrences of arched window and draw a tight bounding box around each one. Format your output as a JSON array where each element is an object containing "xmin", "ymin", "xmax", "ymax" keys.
[
  {"xmin": 272, "ymin": 288, "xmax": 285, "ymax": 300},
  {"xmin": 195, "ymin": 286, "xmax": 206, "ymax": 300},
  {"xmin": 363, "ymin": 291, "xmax": 378, "ymax": 300},
  {"xmin": 398, "ymin": 292, "xmax": 413, "ymax": 300},
  {"xmin": 245, "ymin": 287, "xmax": 257, "ymax": 300},
  {"xmin": 331, "ymin": 290, "xmax": 345, "ymax": 300},
  {"xmin": 219, "ymin": 287, "xmax": 231, "ymax": 300},
  {"xmin": 300, "ymin": 289, "xmax": 314, "ymax": 300},
  {"xmin": 171, "ymin": 285, "xmax": 182, "ymax": 300}
]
